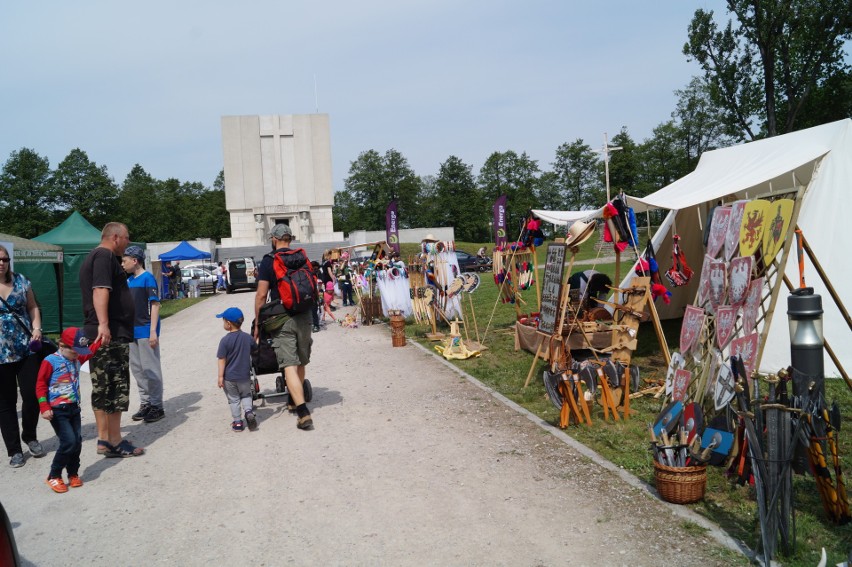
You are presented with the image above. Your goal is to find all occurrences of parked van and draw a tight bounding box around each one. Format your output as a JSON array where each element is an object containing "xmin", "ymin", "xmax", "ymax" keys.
[{"xmin": 224, "ymin": 257, "xmax": 257, "ymax": 293}]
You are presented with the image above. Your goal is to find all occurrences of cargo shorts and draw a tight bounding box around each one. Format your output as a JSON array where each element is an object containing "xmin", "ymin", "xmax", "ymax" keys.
[
  {"xmin": 270, "ymin": 311, "xmax": 313, "ymax": 369},
  {"xmin": 89, "ymin": 341, "xmax": 131, "ymax": 414}
]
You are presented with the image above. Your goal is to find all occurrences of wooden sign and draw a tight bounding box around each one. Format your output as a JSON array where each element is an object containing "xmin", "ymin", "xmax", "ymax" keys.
[
  {"xmin": 739, "ymin": 200, "xmax": 769, "ymax": 257},
  {"xmin": 725, "ymin": 200, "xmax": 748, "ymax": 260},
  {"xmin": 762, "ymin": 198, "xmax": 794, "ymax": 263},
  {"xmin": 707, "ymin": 206, "xmax": 731, "ymax": 258},
  {"xmin": 537, "ymin": 243, "xmax": 567, "ymax": 335}
]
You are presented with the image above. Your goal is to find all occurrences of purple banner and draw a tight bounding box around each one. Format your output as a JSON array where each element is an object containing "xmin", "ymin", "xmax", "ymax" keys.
[
  {"xmin": 493, "ymin": 195, "xmax": 508, "ymax": 247},
  {"xmin": 385, "ymin": 200, "xmax": 400, "ymax": 255}
]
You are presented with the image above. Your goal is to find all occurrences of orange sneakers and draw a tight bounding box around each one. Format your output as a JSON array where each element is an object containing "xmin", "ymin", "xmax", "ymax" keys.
[
  {"xmin": 46, "ymin": 477, "xmax": 68, "ymax": 493},
  {"xmin": 68, "ymin": 474, "xmax": 84, "ymax": 488}
]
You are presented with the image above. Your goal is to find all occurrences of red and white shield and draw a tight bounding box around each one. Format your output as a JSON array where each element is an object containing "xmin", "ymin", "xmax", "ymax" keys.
[
  {"xmin": 665, "ymin": 352, "xmax": 685, "ymax": 395},
  {"xmin": 696, "ymin": 254, "xmax": 714, "ymax": 307},
  {"xmin": 672, "ymin": 368, "xmax": 692, "ymax": 401},
  {"xmin": 728, "ymin": 256, "xmax": 752, "ymax": 306},
  {"xmin": 707, "ymin": 206, "xmax": 731, "ymax": 258},
  {"xmin": 680, "ymin": 305, "xmax": 705, "ymax": 354},
  {"xmin": 725, "ymin": 200, "xmax": 748, "ymax": 260},
  {"xmin": 715, "ymin": 305, "xmax": 737, "ymax": 349},
  {"xmin": 709, "ymin": 261, "xmax": 727, "ymax": 311},
  {"xmin": 731, "ymin": 332, "xmax": 760, "ymax": 378},
  {"xmin": 742, "ymin": 276, "xmax": 765, "ymax": 334}
]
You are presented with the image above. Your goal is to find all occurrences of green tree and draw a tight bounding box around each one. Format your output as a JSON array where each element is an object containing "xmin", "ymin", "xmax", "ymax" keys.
[
  {"xmin": 478, "ymin": 151, "xmax": 540, "ymax": 238},
  {"xmin": 51, "ymin": 148, "xmax": 118, "ymax": 228},
  {"xmin": 551, "ymin": 140, "xmax": 600, "ymax": 211},
  {"xmin": 434, "ymin": 156, "xmax": 484, "ymax": 241},
  {"xmin": 0, "ymin": 148, "xmax": 56, "ymax": 237},
  {"xmin": 382, "ymin": 149, "xmax": 421, "ymax": 230},
  {"xmin": 607, "ymin": 129, "xmax": 640, "ymax": 198},
  {"xmin": 118, "ymin": 164, "xmax": 163, "ymax": 242},
  {"xmin": 684, "ymin": 1, "xmax": 852, "ymax": 138},
  {"xmin": 672, "ymin": 77, "xmax": 732, "ymax": 169}
]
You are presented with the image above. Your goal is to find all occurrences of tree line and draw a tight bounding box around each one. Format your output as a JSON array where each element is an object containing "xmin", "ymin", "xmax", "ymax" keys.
[
  {"xmin": 3, "ymin": 2, "xmax": 849, "ymax": 244},
  {"xmin": 0, "ymin": 147, "xmax": 230, "ymax": 243},
  {"xmin": 334, "ymin": 1, "xmax": 851, "ymax": 241}
]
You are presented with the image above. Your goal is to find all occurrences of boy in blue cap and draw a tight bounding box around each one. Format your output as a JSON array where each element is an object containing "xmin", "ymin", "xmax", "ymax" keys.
[{"xmin": 215, "ymin": 307, "xmax": 257, "ymax": 431}]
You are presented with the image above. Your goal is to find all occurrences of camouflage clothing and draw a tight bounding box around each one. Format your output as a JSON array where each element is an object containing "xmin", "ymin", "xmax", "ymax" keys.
[{"xmin": 89, "ymin": 342, "xmax": 130, "ymax": 413}]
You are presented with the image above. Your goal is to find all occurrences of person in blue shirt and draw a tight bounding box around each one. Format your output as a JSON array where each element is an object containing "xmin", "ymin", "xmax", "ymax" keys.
[{"xmin": 121, "ymin": 246, "xmax": 165, "ymax": 423}]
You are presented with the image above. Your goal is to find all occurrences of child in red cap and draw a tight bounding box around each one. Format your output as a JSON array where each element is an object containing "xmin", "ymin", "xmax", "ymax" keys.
[
  {"xmin": 35, "ymin": 328, "xmax": 100, "ymax": 493},
  {"xmin": 322, "ymin": 281, "xmax": 336, "ymax": 322}
]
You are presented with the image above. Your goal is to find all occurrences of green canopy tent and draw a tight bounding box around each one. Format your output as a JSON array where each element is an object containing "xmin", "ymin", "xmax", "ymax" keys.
[
  {"xmin": 0, "ymin": 233, "xmax": 64, "ymax": 333},
  {"xmin": 33, "ymin": 212, "xmax": 105, "ymax": 328}
]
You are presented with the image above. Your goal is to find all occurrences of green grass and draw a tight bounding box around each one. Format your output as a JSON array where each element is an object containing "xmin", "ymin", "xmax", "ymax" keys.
[
  {"xmin": 158, "ymin": 296, "xmax": 209, "ymax": 319},
  {"xmin": 393, "ymin": 245, "xmax": 852, "ymax": 566}
]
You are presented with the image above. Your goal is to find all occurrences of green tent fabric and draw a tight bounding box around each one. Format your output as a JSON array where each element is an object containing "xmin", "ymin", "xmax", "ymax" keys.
[
  {"xmin": 33, "ymin": 212, "xmax": 105, "ymax": 327},
  {"xmin": 0, "ymin": 233, "xmax": 64, "ymax": 333}
]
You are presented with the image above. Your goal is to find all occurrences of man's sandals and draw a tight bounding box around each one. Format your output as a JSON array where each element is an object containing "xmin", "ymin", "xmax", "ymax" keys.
[{"xmin": 103, "ymin": 440, "xmax": 145, "ymax": 458}]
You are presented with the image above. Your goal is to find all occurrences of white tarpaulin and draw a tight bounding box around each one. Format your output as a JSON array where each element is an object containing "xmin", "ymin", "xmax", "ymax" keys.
[
  {"xmin": 619, "ymin": 119, "xmax": 852, "ymax": 376},
  {"xmin": 531, "ymin": 206, "xmax": 605, "ymax": 226}
]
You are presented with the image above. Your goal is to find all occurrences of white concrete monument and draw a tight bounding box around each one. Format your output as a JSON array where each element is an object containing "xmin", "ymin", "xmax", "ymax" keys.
[{"xmin": 220, "ymin": 114, "xmax": 341, "ymax": 245}]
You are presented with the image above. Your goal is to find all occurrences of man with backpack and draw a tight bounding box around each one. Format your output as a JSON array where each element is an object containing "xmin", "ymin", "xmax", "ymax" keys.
[{"xmin": 254, "ymin": 223, "xmax": 315, "ymax": 430}]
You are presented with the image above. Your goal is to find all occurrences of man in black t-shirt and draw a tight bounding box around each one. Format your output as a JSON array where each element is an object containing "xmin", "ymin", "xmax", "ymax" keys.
[
  {"xmin": 79, "ymin": 222, "xmax": 144, "ymax": 457},
  {"xmin": 254, "ymin": 224, "xmax": 315, "ymax": 431}
]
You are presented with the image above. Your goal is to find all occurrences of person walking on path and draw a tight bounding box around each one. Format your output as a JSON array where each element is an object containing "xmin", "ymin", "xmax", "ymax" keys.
[
  {"xmin": 79, "ymin": 222, "xmax": 144, "ymax": 458},
  {"xmin": 215, "ymin": 307, "xmax": 257, "ymax": 432},
  {"xmin": 161, "ymin": 261, "xmax": 173, "ymax": 300},
  {"xmin": 122, "ymin": 246, "xmax": 165, "ymax": 424},
  {"xmin": 254, "ymin": 223, "xmax": 314, "ymax": 430},
  {"xmin": 0, "ymin": 244, "xmax": 47, "ymax": 467},
  {"xmin": 36, "ymin": 327, "xmax": 100, "ymax": 493}
]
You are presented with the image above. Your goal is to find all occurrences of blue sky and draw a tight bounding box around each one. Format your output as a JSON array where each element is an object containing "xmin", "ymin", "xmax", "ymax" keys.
[{"xmin": 1, "ymin": 1, "xmax": 727, "ymax": 191}]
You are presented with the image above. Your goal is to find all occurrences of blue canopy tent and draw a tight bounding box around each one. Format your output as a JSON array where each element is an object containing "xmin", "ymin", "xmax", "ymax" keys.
[{"xmin": 158, "ymin": 241, "xmax": 211, "ymax": 262}]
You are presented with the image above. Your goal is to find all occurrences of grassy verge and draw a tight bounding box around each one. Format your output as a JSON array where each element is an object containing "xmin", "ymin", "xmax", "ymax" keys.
[
  {"xmin": 394, "ymin": 253, "xmax": 851, "ymax": 566},
  {"xmin": 159, "ymin": 296, "xmax": 208, "ymax": 319}
]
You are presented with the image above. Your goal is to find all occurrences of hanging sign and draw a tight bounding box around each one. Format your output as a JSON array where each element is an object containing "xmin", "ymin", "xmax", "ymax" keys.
[
  {"xmin": 728, "ymin": 255, "xmax": 752, "ymax": 307},
  {"xmin": 708, "ymin": 261, "xmax": 727, "ymax": 312},
  {"xmin": 537, "ymin": 243, "xmax": 567, "ymax": 335},
  {"xmin": 739, "ymin": 200, "xmax": 769, "ymax": 257},
  {"xmin": 493, "ymin": 195, "xmax": 508, "ymax": 247},
  {"xmin": 725, "ymin": 200, "xmax": 748, "ymax": 260},
  {"xmin": 731, "ymin": 332, "xmax": 760, "ymax": 378},
  {"xmin": 741, "ymin": 276, "xmax": 765, "ymax": 335},
  {"xmin": 715, "ymin": 305, "xmax": 738, "ymax": 349},
  {"xmin": 385, "ymin": 200, "xmax": 400, "ymax": 255},
  {"xmin": 672, "ymin": 369, "xmax": 692, "ymax": 401},
  {"xmin": 707, "ymin": 206, "xmax": 731, "ymax": 258},
  {"xmin": 761, "ymin": 198, "xmax": 794, "ymax": 263},
  {"xmin": 680, "ymin": 305, "xmax": 705, "ymax": 354}
]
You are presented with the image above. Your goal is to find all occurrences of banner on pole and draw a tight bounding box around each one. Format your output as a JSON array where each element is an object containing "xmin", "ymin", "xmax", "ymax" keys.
[
  {"xmin": 385, "ymin": 200, "xmax": 400, "ymax": 255},
  {"xmin": 493, "ymin": 195, "xmax": 508, "ymax": 247}
]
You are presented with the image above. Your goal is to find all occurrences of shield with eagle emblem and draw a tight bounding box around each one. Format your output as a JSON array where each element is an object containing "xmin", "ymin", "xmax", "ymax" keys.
[
  {"xmin": 741, "ymin": 276, "xmax": 764, "ymax": 334},
  {"xmin": 728, "ymin": 256, "xmax": 753, "ymax": 306},
  {"xmin": 761, "ymin": 199, "xmax": 794, "ymax": 263},
  {"xmin": 725, "ymin": 200, "xmax": 748, "ymax": 260},
  {"xmin": 707, "ymin": 206, "xmax": 731, "ymax": 258},
  {"xmin": 680, "ymin": 305, "xmax": 705, "ymax": 354}
]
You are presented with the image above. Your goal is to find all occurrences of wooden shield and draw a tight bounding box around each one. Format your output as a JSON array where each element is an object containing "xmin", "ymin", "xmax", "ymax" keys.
[
  {"xmin": 725, "ymin": 200, "xmax": 748, "ymax": 260},
  {"xmin": 680, "ymin": 305, "xmax": 705, "ymax": 354},
  {"xmin": 731, "ymin": 332, "xmax": 760, "ymax": 378},
  {"xmin": 707, "ymin": 206, "xmax": 731, "ymax": 258},
  {"xmin": 728, "ymin": 256, "xmax": 753, "ymax": 306},
  {"xmin": 696, "ymin": 254, "xmax": 714, "ymax": 307},
  {"xmin": 713, "ymin": 363, "xmax": 736, "ymax": 411},
  {"xmin": 665, "ymin": 351, "xmax": 685, "ymax": 396},
  {"xmin": 739, "ymin": 200, "xmax": 769, "ymax": 257},
  {"xmin": 741, "ymin": 276, "xmax": 765, "ymax": 334},
  {"xmin": 715, "ymin": 305, "xmax": 737, "ymax": 349},
  {"xmin": 708, "ymin": 261, "xmax": 727, "ymax": 311},
  {"xmin": 672, "ymin": 369, "xmax": 692, "ymax": 401},
  {"xmin": 761, "ymin": 198, "xmax": 794, "ymax": 263}
]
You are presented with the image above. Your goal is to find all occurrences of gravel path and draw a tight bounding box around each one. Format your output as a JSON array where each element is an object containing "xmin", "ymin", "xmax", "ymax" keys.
[{"xmin": 3, "ymin": 292, "xmax": 742, "ymax": 566}]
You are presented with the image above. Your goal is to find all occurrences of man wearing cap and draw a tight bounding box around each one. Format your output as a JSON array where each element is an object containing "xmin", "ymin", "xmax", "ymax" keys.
[
  {"xmin": 79, "ymin": 222, "xmax": 144, "ymax": 457},
  {"xmin": 254, "ymin": 223, "xmax": 315, "ymax": 430},
  {"xmin": 121, "ymin": 246, "xmax": 165, "ymax": 424}
]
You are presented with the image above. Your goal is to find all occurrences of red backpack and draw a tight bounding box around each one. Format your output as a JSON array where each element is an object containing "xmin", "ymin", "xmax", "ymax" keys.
[{"xmin": 271, "ymin": 248, "xmax": 317, "ymax": 314}]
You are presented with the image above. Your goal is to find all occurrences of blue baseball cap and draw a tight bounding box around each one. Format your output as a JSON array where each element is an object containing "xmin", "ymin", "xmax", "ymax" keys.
[{"xmin": 216, "ymin": 307, "xmax": 244, "ymax": 323}]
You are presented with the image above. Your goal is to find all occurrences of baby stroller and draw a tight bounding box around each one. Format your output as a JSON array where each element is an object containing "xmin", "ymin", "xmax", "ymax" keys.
[{"xmin": 250, "ymin": 320, "xmax": 313, "ymax": 406}]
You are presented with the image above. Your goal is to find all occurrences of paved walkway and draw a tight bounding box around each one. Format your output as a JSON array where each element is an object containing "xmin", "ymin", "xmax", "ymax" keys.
[{"xmin": 3, "ymin": 293, "xmax": 743, "ymax": 566}]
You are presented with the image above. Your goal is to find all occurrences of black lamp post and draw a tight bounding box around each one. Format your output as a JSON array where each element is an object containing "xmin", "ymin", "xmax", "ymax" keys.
[{"xmin": 787, "ymin": 287, "xmax": 824, "ymax": 399}]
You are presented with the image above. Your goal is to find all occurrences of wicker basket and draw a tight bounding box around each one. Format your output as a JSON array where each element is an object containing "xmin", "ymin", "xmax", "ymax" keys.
[{"xmin": 654, "ymin": 462, "xmax": 707, "ymax": 504}]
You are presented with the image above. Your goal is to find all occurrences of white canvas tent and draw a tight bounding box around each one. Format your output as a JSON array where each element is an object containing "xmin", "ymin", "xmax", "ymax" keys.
[{"xmin": 622, "ymin": 119, "xmax": 852, "ymax": 376}]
